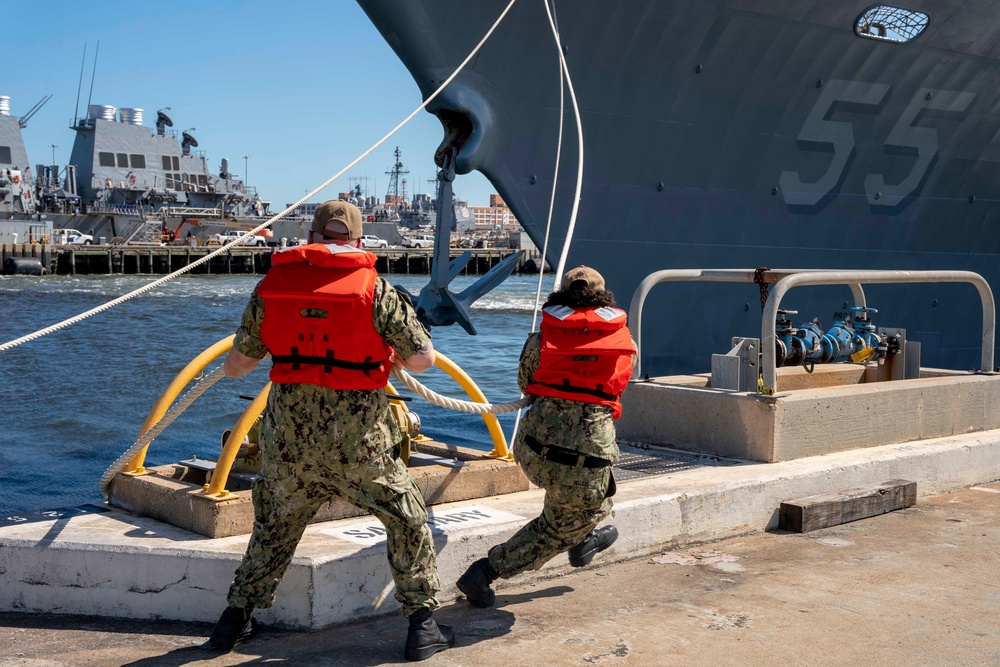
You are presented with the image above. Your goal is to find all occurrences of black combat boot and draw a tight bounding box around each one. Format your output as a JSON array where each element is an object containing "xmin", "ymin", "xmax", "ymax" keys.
[
  {"xmin": 456, "ymin": 557, "xmax": 499, "ymax": 608},
  {"xmin": 202, "ymin": 605, "xmax": 258, "ymax": 651},
  {"xmin": 568, "ymin": 525, "xmax": 619, "ymax": 567},
  {"xmin": 404, "ymin": 607, "xmax": 455, "ymax": 661}
]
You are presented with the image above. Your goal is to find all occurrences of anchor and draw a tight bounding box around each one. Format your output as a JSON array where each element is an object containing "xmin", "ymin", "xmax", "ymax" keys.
[{"xmin": 397, "ymin": 149, "xmax": 523, "ymax": 335}]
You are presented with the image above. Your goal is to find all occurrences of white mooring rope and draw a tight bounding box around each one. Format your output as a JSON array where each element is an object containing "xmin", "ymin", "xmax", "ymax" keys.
[
  {"xmin": 0, "ymin": 0, "xmax": 521, "ymax": 354},
  {"xmin": 96, "ymin": 1, "xmax": 525, "ymax": 493},
  {"xmin": 392, "ymin": 366, "xmax": 535, "ymax": 415},
  {"xmin": 544, "ymin": 0, "xmax": 585, "ymax": 286},
  {"xmin": 513, "ymin": 0, "xmax": 586, "ymax": 441},
  {"xmin": 99, "ymin": 366, "xmax": 226, "ymax": 498}
]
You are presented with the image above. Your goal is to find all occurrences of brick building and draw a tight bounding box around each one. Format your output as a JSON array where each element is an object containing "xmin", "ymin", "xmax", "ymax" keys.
[{"xmin": 470, "ymin": 194, "xmax": 520, "ymax": 230}]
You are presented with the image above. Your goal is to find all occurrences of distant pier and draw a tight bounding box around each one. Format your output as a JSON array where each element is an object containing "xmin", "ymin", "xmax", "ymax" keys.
[{"xmin": 1, "ymin": 244, "xmax": 532, "ymax": 276}]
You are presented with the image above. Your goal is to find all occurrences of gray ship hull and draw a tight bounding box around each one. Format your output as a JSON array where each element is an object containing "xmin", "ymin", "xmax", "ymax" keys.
[{"xmin": 359, "ymin": 0, "xmax": 1000, "ymax": 374}]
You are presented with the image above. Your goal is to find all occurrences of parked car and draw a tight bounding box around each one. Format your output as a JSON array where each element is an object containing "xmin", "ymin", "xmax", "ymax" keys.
[
  {"xmin": 403, "ymin": 234, "xmax": 435, "ymax": 249},
  {"xmin": 206, "ymin": 231, "xmax": 267, "ymax": 247},
  {"xmin": 360, "ymin": 235, "xmax": 389, "ymax": 249},
  {"xmin": 52, "ymin": 228, "xmax": 94, "ymax": 245}
]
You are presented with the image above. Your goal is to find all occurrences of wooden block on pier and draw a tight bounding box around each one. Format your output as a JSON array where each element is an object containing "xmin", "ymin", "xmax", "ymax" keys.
[{"xmin": 778, "ymin": 479, "xmax": 916, "ymax": 533}]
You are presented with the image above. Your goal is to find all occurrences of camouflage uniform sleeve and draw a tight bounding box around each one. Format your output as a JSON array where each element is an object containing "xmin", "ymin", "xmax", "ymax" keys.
[
  {"xmin": 233, "ymin": 282, "xmax": 269, "ymax": 359},
  {"xmin": 517, "ymin": 332, "xmax": 541, "ymax": 392},
  {"xmin": 371, "ymin": 278, "xmax": 431, "ymax": 359}
]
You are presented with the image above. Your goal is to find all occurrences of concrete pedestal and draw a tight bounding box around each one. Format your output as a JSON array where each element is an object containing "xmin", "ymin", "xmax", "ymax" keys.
[
  {"xmin": 618, "ymin": 366, "xmax": 1000, "ymax": 462},
  {"xmin": 108, "ymin": 441, "xmax": 528, "ymax": 537}
]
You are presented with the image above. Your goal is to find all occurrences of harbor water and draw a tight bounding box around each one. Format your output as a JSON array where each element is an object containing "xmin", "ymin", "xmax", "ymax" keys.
[{"xmin": 0, "ymin": 273, "xmax": 555, "ymax": 515}]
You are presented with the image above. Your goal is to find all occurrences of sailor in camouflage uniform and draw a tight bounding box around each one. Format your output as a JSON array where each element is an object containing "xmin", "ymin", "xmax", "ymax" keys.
[
  {"xmin": 205, "ymin": 201, "xmax": 454, "ymax": 661},
  {"xmin": 457, "ymin": 266, "xmax": 637, "ymax": 608}
]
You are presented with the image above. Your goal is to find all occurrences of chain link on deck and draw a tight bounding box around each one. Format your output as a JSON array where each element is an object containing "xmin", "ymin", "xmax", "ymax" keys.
[{"xmin": 753, "ymin": 266, "xmax": 771, "ymax": 311}]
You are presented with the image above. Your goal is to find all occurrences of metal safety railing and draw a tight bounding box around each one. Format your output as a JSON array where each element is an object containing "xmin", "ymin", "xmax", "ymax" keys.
[{"xmin": 628, "ymin": 268, "xmax": 996, "ymax": 393}]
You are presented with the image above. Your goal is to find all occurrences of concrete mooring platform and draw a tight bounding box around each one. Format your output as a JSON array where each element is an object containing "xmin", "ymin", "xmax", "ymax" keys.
[
  {"xmin": 106, "ymin": 440, "xmax": 529, "ymax": 538},
  {"xmin": 2, "ymin": 430, "xmax": 1000, "ymax": 630},
  {"xmin": 618, "ymin": 365, "xmax": 1000, "ymax": 462}
]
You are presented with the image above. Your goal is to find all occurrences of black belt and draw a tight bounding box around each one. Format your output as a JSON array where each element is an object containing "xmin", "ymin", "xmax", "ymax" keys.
[
  {"xmin": 523, "ymin": 435, "xmax": 612, "ymax": 469},
  {"xmin": 535, "ymin": 381, "xmax": 618, "ymax": 401}
]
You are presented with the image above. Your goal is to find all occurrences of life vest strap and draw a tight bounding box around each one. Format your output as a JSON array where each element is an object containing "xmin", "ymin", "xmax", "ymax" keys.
[
  {"xmin": 535, "ymin": 380, "xmax": 618, "ymax": 401},
  {"xmin": 271, "ymin": 347, "xmax": 383, "ymax": 373}
]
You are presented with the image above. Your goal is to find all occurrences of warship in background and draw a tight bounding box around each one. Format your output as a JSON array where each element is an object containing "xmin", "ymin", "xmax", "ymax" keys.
[
  {"xmin": 358, "ymin": 0, "xmax": 1000, "ymax": 376},
  {"xmin": 2, "ymin": 98, "xmax": 473, "ymax": 248},
  {"xmin": 0, "ymin": 95, "xmax": 313, "ymax": 245},
  {"xmin": 0, "ymin": 94, "xmax": 54, "ymax": 240}
]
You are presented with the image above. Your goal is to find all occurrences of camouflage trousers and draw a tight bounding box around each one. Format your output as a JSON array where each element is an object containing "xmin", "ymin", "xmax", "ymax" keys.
[
  {"xmin": 226, "ymin": 428, "xmax": 440, "ymax": 617},
  {"xmin": 487, "ymin": 432, "xmax": 614, "ymax": 579}
]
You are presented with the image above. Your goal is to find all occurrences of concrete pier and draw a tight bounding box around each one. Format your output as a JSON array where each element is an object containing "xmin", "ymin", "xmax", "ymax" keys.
[
  {"xmin": 3, "ymin": 362, "xmax": 999, "ymax": 638},
  {"xmin": 2, "ymin": 427, "xmax": 999, "ymax": 630},
  {"xmin": 6, "ymin": 480, "xmax": 997, "ymax": 666}
]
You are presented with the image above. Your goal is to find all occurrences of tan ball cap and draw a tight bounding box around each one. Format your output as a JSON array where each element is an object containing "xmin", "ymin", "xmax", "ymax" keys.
[
  {"xmin": 311, "ymin": 200, "xmax": 363, "ymax": 240},
  {"xmin": 560, "ymin": 265, "xmax": 605, "ymax": 291}
]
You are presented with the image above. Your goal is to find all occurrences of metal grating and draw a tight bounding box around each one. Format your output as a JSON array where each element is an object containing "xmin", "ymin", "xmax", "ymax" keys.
[
  {"xmin": 855, "ymin": 6, "xmax": 929, "ymax": 43},
  {"xmin": 613, "ymin": 443, "xmax": 744, "ymax": 481}
]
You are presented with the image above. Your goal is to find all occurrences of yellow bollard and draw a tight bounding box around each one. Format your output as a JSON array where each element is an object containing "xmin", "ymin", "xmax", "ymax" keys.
[
  {"xmin": 433, "ymin": 351, "xmax": 511, "ymax": 460},
  {"xmin": 204, "ymin": 383, "xmax": 270, "ymax": 499}
]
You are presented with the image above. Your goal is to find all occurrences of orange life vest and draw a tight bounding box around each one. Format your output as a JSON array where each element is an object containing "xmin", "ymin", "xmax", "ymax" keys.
[
  {"xmin": 257, "ymin": 243, "xmax": 393, "ymax": 390},
  {"xmin": 525, "ymin": 305, "xmax": 636, "ymax": 418}
]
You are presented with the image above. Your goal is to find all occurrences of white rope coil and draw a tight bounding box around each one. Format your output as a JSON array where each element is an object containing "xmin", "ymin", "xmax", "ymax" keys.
[
  {"xmin": 392, "ymin": 366, "xmax": 534, "ymax": 414},
  {"xmin": 99, "ymin": 365, "xmax": 227, "ymax": 498}
]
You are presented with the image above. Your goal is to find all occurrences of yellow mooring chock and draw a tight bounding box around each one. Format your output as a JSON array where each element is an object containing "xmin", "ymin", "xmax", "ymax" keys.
[{"xmin": 134, "ymin": 340, "xmax": 513, "ymax": 498}]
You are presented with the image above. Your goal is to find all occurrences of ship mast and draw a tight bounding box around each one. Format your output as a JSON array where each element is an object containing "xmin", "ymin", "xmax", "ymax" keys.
[{"xmin": 384, "ymin": 146, "xmax": 409, "ymax": 208}]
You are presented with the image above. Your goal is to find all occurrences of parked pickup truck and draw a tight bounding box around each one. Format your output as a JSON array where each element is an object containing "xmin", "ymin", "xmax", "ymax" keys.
[
  {"xmin": 52, "ymin": 228, "xmax": 94, "ymax": 245},
  {"xmin": 207, "ymin": 231, "xmax": 267, "ymax": 247},
  {"xmin": 360, "ymin": 235, "xmax": 389, "ymax": 249},
  {"xmin": 402, "ymin": 234, "xmax": 434, "ymax": 249}
]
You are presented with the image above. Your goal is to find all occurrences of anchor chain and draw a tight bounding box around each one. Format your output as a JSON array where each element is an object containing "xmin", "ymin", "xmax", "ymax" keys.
[{"xmin": 753, "ymin": 266, "xmax": 771, "ymax": 312}]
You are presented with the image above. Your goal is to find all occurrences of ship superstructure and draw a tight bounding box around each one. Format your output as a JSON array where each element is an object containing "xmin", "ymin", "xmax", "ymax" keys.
[
  {"xmin": 68, "ymin": 105, "xmax": 273, "ymax": 241},
  {"xmin": 0, "ymin": 95, "xmax": 40, "ymax": 218},
  {"xmin": 1, "ymin": 95, "xmax": 315, "ymax": 245}
]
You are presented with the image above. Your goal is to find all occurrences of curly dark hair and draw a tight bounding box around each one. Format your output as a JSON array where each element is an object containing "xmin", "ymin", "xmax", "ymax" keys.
[{"xmin": 543, "ymin": 287, "xmax": 617, "ymax": 309}]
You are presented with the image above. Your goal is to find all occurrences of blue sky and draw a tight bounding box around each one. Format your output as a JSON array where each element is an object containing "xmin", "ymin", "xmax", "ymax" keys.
[{"xmin": 5, "ymin": 0, "xmax": 495, "ymax": 209}]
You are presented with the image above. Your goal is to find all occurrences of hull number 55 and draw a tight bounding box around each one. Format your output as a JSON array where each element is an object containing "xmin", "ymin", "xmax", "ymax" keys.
[{"xmin": 779, "ymin": 79, "xmax": 975, "ymax": 207}]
